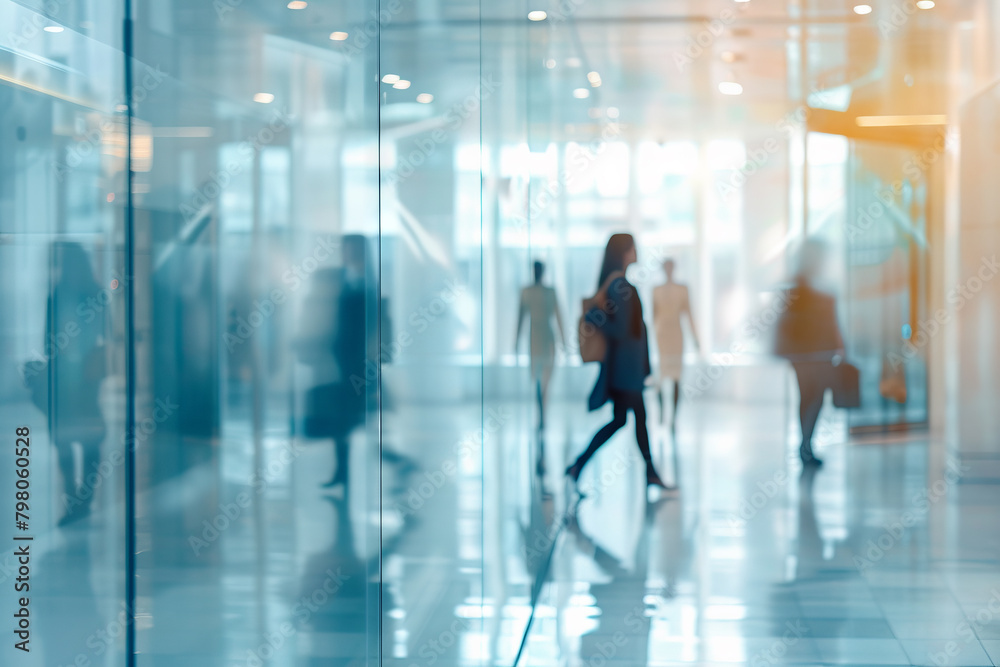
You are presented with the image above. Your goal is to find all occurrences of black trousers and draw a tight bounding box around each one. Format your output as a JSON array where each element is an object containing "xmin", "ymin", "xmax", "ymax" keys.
[
  {"xmin": 792, "ymin": 362, "xmax": 830, "ymax": 456},
  {"xmin": 574, "ymin": 391, "xmax": 654, "ymax": 473}
]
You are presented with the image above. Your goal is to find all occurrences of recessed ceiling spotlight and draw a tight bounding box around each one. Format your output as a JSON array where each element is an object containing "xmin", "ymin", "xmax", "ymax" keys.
[
  {"xmin": 545, "ymin": 59, "xmax": 557, "ymax": 69},
  {"xmin": 607, "ymin": 107, "xmax": 620, "ymax": 118},
  {"xmin": 718, "ymin": 81, "xmax": 743, "ymax": 95},
  {"xmin": 721, "ymin": 51, "xmax": 737, "ymax": 63},
  {"xmin": 853, "ymin": 4, "xmax": 872, "ymax": 14},
  {"xmin": 44, "ymin": 25, "xmax": 64, "ymax": 32},
  {"xmin": 287, "ymin": 1, "xmax": 307, "ymax": 8},
  {"xmin": 566, "ymin": 57, "xmax": 582, "ymax": 67},
  {"xmin": 381, "ymin": 74, "xmax": 400, "ymax": 84},
  {"xmin": 587, "ymin": 71, "xmax": 602, "ymax": 87},
  {"xmin": 528, "ymin": 10, "xmax": 547, "ymax": 21},
  {"xmin": 916, "ymin": 0, "xmax": 934, "ymax": 7},
  {"xmin": 253, "ymin": 93, "xmax": 275, "ymax": 103},
  {"xmin": 393, "ymin": 79, "xmax": 411, "ymax": 89},
  {"xmin": 416, "ymin": 93, "xmax": 434, "ymax": 103},
  {"xmin": 329, "ymin": 31, "xmax": 348, "ymax": 40},
  {"xmin": 573, "ymin": 88, "xmax": 590, "ymax": 99}
]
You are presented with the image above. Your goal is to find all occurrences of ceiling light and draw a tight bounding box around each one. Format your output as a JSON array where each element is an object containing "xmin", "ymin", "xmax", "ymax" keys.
[
  {"xmin": 329, "ymin": 31, "xmax": 348, "ymax": 40},
  {"xmin": 607, "ymin": 107, "xmax": 620, "ymax": 119},
  {"xmin": 721, "ymin": 51, "xmax": 737, "ymax": 63},
  {"xmin": 566, "ymin": 57, "xmax": 582, "ymax": 67},
  {"xmin": 381, "ymin": 74, "xmax": 400, "ymax": 84},
  {"xmin": 44, "ymin": 25, "xmax": 64, "ymax": 32},
  {"xmin": 253, "ymin": 93, "xmax": 275, "ymax": 104},
  {"xmin": 528, "ymin": 10, "xmax": 547, "ymax": 21},
  {"xmin": 916, "ymin": 0, "xmax": 934, "ymax": 7},
  {"xmin": 587, "ymin": 71, "xmax": 602, "ymax": 87},
  {"xmin": 393, "ymin": 79, "xmax": 411, "ymax": 89},
  {"xmin": 718, "ymin": 81, "xmax": 743, "ymax": 95},
  {"xmin": 573, "ymin": 88, "xmax": 590, "ymax": 99},
  {"xmin": 855, "ymin": 114, "xmax": 947, "ymax": 127},
  {"xmin": 853, "ymin": 4, "xmax": 872, "ymax": 14},
  {"xmin": 545, "ymin": 59, "xmax": 556, "ymax": 69},
  {"xmin": 416, "ymin": 93, "xmax": 434, "ymax": 103},
  {"xmin": 287, "ymin": 1, "xmax": 307, "ymax": 8}
]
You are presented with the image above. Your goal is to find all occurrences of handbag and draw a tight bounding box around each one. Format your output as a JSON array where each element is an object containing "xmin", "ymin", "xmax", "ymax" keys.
[
  {"xmin": 831, "ymin": 361, "xmax": 861, "ymax": 408},
  {"xmin": 878, "ymin": 357, "xmax": 907, "ymax": 403},
  {"xmin": 578, "ymin": 271, "xmax": 623, "ymax": 363},
  {"xmin": 303, "ymin": 381, "xmax": 365, "ymax": 438}
]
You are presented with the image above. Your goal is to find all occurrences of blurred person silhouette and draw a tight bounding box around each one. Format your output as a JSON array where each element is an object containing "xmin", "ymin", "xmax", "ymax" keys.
[
  {"xmin": 515, "ymin": 260, "xmax": 565, "ymax": 434},
  {"xmin": 45, "ymin": 242, "xmax": 107, "ymax": 525},
  {"xmin": 652, "ymin": 258, "xmax": 700, "ymax": 433},
  {"xmin": 775, "ymin": 241, "xmax": 845, "ymax": 467},
  {"xmin": 300, "ymin": 234, "xmax": 414, "ymax": 491},
  {"xmin": 566, "ymin": 234, "xmax": 669, "ymax": 492}
]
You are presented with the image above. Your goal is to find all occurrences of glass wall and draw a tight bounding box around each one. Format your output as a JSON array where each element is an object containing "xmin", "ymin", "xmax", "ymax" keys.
[
  {"xmin": 0, "ymin": 0, "xmax": 128, "ymax": 664},
  {"xmin": 0, "ymin": 0, "xmax": 957, "ymax": 665}
]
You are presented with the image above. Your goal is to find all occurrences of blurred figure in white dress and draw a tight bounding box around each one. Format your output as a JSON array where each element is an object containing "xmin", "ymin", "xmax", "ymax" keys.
[
  {"xmin": 516, "ymin": 261, "xmax": 565, "ymax": 431},
  {"xmin": 652, "ymin": 258, "xmax": 700, "ymax": 433}
]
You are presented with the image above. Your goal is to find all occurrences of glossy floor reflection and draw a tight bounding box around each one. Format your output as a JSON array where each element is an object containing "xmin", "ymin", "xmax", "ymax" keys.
[
  {"xmin": 13, "ymin": 385, "xmax": 1000, "ymax": 666},
  {"xmin": 512, "ymin": 392, "xmax": 1000, "ymax": 667}
]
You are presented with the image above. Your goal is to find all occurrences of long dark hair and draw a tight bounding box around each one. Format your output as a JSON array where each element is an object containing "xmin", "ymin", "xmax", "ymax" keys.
[
  {"xmin": 597, "ymin": 233, "xmax": 634, "ymax": 289},
  {"xmin": 597, "ymin": 233, "xmax": 643, "ymax": 338}
]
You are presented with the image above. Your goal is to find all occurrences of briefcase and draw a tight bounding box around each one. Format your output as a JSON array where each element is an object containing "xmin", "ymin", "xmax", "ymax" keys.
[{"xmin": 831, "ymin": 362, "xmax": 861, "ymax": 408}]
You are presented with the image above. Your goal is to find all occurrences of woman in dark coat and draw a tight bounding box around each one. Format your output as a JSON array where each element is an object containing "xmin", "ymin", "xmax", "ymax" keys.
[
  {"xmin": 47, "ymin": 242, "xmax": 107, "ymax": 524},
  {"xmin": 566, "ymin": 234, "xmax": 668, "ymax": 490}
]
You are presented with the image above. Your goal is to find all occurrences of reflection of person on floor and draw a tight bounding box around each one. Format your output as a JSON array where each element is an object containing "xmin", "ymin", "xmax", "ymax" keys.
[
  {"xmin": 516, "ymin": 261, "xmax": 565, "ymax": 431},
  {"xmin": 566, "ymin": 234, "xmax": 668, "ymax": 491},
  {"xmin": 652, "ymin": 259, "xmax": 699, "ymax": 433},
  {"xmin": 568, "ymin": 508, "xmax": 652, "ymax": 666},
  {"xmin": 47, "ymin": 242, "xmax": 107, "ymax": 525},
  {"xmin": 775, "ymin": 244, "xmax": 845, "ymax": 467}
]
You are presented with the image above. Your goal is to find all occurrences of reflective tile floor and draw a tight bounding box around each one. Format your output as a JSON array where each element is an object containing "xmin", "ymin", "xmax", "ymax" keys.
[{"xmin": 6, "ymin": 385, "xmax": 1000, "ymax": 666}]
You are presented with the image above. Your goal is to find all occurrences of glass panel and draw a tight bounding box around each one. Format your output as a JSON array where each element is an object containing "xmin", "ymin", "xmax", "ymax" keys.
[
  {"xmin": 843, "ymin": 139, "xmax": 929, "ymax": 431},
  {"xmin": 128, "ymin": 1, "xmax": 384, "ymax": 664},
  {"xmin": 0, "ymin": 0, "xmax": 127, "ymax": 664}
]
